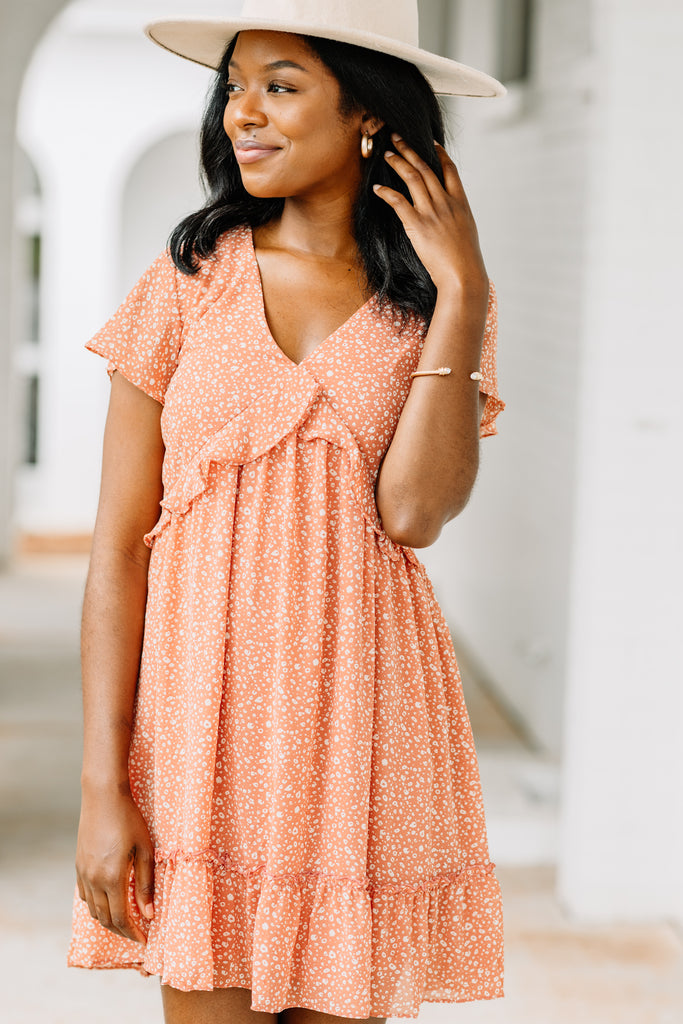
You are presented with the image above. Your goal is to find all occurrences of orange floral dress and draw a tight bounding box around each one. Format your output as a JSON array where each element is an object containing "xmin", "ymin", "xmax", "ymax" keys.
[{"xmin": 68, "ymin": 222, "xmax": 506, "ymax": 1018}]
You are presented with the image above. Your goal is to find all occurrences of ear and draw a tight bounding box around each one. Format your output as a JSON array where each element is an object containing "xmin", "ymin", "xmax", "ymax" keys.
[{"xmin": 360, "ymin": 113, "xmax": 385, "ymax": 137}]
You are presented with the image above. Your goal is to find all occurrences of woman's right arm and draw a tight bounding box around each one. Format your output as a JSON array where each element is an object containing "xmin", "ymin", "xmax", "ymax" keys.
[{"xmin": 76, "ymin": 370, "xmax": 165, "ymax": 944}]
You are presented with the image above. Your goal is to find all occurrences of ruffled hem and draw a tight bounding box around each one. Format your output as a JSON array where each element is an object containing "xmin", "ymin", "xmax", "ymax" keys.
[{"xmin": 68, "ymin": 849, "xmax": 504, "ymax": 1018}]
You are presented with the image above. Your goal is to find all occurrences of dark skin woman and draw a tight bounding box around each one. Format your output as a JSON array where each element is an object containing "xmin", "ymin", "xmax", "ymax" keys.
[{"xmin": 75, "ymin": 28, "xmax": 490, "ymax": 1024}]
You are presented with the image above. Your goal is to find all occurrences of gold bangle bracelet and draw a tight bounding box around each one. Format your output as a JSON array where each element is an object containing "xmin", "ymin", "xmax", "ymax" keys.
[
  {"xmin": 409, "ymin": 367, "xmax": 483, "ymax": 380},
  {"xmin": 410, "ymin": 366, "xmax": 452, "ymax": 378}
]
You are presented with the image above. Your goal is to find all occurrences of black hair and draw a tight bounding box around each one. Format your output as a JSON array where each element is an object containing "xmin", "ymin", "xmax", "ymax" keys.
[{"xmin": 168, "ymin": 32, "xmax": 449, "ymax": 326}]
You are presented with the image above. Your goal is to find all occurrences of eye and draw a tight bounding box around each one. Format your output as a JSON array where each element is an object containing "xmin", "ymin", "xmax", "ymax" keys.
[
  {"xmin": 223, "ymin": 80, "xmax": 241, "ymax": 94},
  {"xmin": 268, "ymin": 82, "xmax": 295, "ymax": 94}
]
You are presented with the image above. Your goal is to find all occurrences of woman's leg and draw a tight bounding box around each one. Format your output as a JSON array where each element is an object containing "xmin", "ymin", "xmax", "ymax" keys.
[
  {"xmin": 161, "ymin": 984, "xmax": 279, "ymax": 1024},
  {"xmin": 280, "ymin": 1009, "xmax": 386, "ymax": 1024}
]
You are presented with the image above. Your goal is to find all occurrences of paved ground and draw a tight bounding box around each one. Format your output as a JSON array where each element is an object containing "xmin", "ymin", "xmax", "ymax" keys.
[{"xmin": 1, "ymin": 555, "xmax": 681, "ymax": 1022}]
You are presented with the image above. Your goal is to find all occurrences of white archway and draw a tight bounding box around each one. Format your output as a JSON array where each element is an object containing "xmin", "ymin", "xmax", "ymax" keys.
[
  {"xmin": 3, "ymin": 0, "xmax": 235, "ymax": 555},
  {"xmin": 119, "ymin": 129, "xmax": 204, "ymax": 297},
  {"xmin": 12, "ymin": 3, "xmax": 224, "ymax": 537},
  {"xmin": 0, "ymin": 0, "xmax": 70, "ymax": 564}
]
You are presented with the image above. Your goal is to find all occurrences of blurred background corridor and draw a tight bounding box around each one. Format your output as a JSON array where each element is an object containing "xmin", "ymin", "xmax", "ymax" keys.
[{"xmin": 1, "ymin": 1, "xmax": 682, "ymax": 1021}]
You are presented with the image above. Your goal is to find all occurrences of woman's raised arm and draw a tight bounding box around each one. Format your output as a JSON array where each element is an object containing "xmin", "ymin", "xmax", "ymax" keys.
[{"xmin": 373, "ymin": 136, "xmax": 492, "ymax": 548}]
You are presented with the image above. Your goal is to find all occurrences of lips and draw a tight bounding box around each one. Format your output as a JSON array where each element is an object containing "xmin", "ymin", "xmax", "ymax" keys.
[{"xmin": 234, "ymin": 139, "xmax": 281, "ymax": 164}]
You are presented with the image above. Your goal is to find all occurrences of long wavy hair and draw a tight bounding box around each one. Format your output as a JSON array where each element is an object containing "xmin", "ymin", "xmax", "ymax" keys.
[{"xmin": 168, "ymin": 32, "xmax": 449, "ymax": 326}]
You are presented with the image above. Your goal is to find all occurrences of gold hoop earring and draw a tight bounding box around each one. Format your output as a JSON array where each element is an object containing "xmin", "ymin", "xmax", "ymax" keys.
[{"xmin": 361, "ymin": 132, "xmax": 374, "ymax": 158}]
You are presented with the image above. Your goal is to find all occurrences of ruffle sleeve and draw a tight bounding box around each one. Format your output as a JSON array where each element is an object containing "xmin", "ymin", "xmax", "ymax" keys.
[
  {"xmin": 85, "ymin": 249, "xmax": 183, "ymax": 405},
  {"xmin": 478, "ymin": 280, "xmax": 505, "ymax": 438}
]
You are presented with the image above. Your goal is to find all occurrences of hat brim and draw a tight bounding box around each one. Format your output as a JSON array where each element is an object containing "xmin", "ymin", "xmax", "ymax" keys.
[{"xmin": 144, "ymin": 17, "xmax": 506, "ymax": 97}]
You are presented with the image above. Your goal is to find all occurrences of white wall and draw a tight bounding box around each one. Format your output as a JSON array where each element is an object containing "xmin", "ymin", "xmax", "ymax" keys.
[
  {"xmin": 420, "ymin": 0, "xmax": 683, "ymax": 923},
  {"xmin": 558, "ymin": 0, "xmax": 683, "ymax": 925},
  {"xmin": 421, "ymin": 0, "xmax": 593, "ymax": 757}
]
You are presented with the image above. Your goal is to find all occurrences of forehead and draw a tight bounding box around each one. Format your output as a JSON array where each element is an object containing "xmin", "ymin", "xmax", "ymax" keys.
[{"xmin": 230, "ymin": 30, "xmax": 321, "ymax": 70}]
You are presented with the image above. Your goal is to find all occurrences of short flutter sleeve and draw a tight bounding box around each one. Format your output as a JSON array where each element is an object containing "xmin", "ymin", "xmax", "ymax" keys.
[
  {"xmin": 478, "ymin": 280, "xmax": 505, "ymax": 438},
  {"xmin": 85, "ymin": 250, "xmax": 183, "ymax": 405}
]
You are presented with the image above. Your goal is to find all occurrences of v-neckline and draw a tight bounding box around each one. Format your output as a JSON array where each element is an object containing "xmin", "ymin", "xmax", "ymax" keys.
[{"xmin": 243, "ymin": 223, "xmax": 378, "ymax": 369}]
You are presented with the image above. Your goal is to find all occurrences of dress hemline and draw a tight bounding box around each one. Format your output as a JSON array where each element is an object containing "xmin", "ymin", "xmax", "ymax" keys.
[
  {"xmin": 68, "ymin": 850, "xmax": 504, "ymax": 1019},
  {"xmin": 65, "ymin": 966, "xmax": 505, "ymax": 1020}
]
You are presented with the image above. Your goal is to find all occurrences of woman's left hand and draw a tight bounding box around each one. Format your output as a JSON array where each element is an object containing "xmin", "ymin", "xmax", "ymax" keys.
[{"xmin": 373, "ymin": 133, "xmax": 488, "ymax": 296}]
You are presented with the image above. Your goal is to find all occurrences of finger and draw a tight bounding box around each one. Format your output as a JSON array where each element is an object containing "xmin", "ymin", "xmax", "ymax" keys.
[
  {"xmin": 76, "ymin": 875, "xmax": 87, "ymax": 903},
  {"xmin": 107, "ymin": 873, "xmax": 147, "ymax": 944},
  {"xmin": 134, "ymin": 846, "xmax": 155, "ymax": 921},
  {"xmin": 82, "ymin": 883, "xmax": 99, "ymax": 924},
  {"xmin": 390, "ymin": 134, "xmax": 447, "ymax": 207},
  {"xmin": 383, "ymin": 148, "xmax": 433, "ymax": 212},
  {"xmin": 372, "ymin": 183, "xmax": 420, "ymax": 229},
  {"xmin": 92, "ymin": 890, "xmax": 115, "ymax": 932},
  {"xmin": 434, "ymin": 141, "xmax": 470, "ymax": 203}
]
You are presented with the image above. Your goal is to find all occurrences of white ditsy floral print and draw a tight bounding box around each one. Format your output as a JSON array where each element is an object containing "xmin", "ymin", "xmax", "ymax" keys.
[{"xmin": 68, "ymin": 223, "xmax": 505, "ymax": 1018}]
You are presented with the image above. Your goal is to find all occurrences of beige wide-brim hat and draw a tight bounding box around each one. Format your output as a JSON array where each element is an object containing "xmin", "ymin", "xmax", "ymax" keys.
[{"xmin": 145, "ymin": 0, "xmax": 506, "ymax": 98}]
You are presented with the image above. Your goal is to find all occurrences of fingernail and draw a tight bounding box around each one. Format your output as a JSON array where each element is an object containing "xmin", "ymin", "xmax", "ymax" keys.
[
  {"xmin": 384, "ymin": 150, "xmax": 395, "ymax": 158},
  {"xmin": 391, "ymin": 132, "xmax": 402, "ymax": 142},
  {"xmin": 144, "ymin": 903, "xmax": 154, "ymax": 918},
  {"xmin": 372, "ymin": 183, "xmax": 382, "ymax": 192}
]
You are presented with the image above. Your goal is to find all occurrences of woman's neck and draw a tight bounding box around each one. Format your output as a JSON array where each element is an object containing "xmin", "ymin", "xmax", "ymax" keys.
[{"xmin": 260, "ymin": 194, "xmax": 359, "ymax": 263}]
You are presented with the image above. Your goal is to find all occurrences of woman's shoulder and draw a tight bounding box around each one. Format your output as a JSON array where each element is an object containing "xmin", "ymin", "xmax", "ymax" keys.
[
  {"xmin": 172, "ymin": 222, "xmax": 251, "ymax": 320},
  {"xmin": 208, "ymin": 221, "xmax": 251, "ymax": 265},
  {"xmin": 373, "ymin": 293, "xmax": 428, "ymax": 346},
  {"xmin": 173, "ymin": 222, "xmax": 249, "ymax": 283}
]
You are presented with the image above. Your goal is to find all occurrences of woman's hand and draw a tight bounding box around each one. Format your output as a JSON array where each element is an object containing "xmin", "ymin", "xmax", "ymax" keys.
[
  {"xmin": 76, "ymin": 787, "xmax": 155, "ymax": 944},
  {"xmin": 373, "ymin": 134, "xmax": 488, "ymax": 296}
]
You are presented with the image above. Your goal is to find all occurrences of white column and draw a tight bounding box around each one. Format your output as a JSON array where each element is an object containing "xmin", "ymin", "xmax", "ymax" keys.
[{"xmin": 558, "ymin": 0, "xmax": 683, "ymax": 924}]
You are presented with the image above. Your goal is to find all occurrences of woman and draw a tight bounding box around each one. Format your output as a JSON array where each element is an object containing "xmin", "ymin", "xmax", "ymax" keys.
[{"xmin": 68, "ymin": 2, "xmax": 507, "ymax": 1022}]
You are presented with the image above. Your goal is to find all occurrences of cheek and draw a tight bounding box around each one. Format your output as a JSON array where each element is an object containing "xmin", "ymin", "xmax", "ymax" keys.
[
  {"xmin": 314, "ymin": 128, "xmax": 361, "ymax": 174},
  {"xmin": 282, "ymin": 98, "xmax": 348, "ymax": 146},
  {"xmin": 298, "ymin": 114, "xmax": 358, "ymax": 160},
  {"xmin": 222, "ymin": 104, "xmax": 231, "ymax": 136}
]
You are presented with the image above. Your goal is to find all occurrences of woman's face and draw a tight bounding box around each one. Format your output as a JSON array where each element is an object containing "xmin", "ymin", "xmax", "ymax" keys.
[{"xmin": 222, "ymin": 31, "xmax": 370, "ymax": 202}]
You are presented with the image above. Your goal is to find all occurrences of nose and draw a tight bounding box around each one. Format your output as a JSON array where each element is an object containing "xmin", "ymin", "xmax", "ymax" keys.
[{"xmin": 224, "ymin": 87, "xmax": 268, "ymax": 130}]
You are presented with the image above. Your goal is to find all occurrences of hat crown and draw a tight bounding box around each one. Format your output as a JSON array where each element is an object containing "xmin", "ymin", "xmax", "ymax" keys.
[
  {"xmin": 144, "ymin": 0, "xmax": 506, "ymax": 97},
  {"xmin": 240, "ymin": 0, "xmax": 419, "ymax": 47}
]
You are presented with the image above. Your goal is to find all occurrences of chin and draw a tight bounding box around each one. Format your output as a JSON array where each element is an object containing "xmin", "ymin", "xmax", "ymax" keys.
[
  {"xmin": 237, "ymin": 170, "xmax": 273, "ymax": 194},
  {"xmin": 242, "ymin": 184, "xmax": 283, "ymax": 198}
]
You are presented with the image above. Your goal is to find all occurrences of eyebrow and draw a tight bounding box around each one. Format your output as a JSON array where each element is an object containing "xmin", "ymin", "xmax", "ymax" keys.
[{"xmin": 228, "ymin": 58, "xmax": 311, "ymax": 73}]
